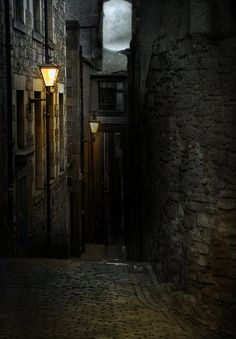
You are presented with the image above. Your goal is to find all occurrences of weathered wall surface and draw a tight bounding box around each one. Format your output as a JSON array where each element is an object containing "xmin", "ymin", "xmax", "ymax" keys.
[
  {"xmin": 132, "ymin": 0, "xmax": 236, "ymax": 335},
  {"xmin": 66, "ymin": 21, "xmax": 82, "ymax": 256},
  {"xmin": 66, "ymin": 0, "xmax": 102, "ymax": 69},
  {"xmin": 0, "ymin": 1, "xmax": 10, "ymax": 255},
  {"xmin": 10, "ymin": 0, "xmax": 68, "ymax": 256}
]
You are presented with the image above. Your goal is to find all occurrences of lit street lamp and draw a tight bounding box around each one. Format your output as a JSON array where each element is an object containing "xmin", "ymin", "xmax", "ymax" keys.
[
  {"xmin": 89, "ymin": 111, "xmax": 100, "ymax": 135},
  {"xmin": 40, "ymin": 63, "xmax": 60, "ymax": 255},
  {"xmin": 40, "ymin": 64, "xmax": 60, "ymax": 88},
  {"xmin": 89, "ymin": 112, "xmax": 100, "ymax": 202}
]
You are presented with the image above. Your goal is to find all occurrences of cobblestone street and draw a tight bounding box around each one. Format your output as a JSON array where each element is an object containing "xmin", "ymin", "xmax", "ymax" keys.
[{"xmin": 0, "ymin": 246, "xmax": 221, "ymax": 339}]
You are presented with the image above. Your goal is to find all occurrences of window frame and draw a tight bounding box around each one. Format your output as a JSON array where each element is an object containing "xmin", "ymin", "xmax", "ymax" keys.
[
  {"xmin": 33, "ymin": 0, "xmax": 43, "ymax": 34},
  {"xmin": 14, "ymin": 0, "xmax": 25, "ymax": 24},
  {"xmin": 98, "ymin": 80, "xmax": 125, "ymax": 112}
]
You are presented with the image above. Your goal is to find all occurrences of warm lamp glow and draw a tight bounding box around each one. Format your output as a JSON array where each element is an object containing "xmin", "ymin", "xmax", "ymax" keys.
[
  {"xmin": 90, "ymin": 121, "xmax": 99, "ymax": 134},
  {"xmin": 89, "ymin": 113, "xmax": 100, "ymax": 134},
  {"xmin": 40, "ymin": 65, "xmax": 60, "ymax": 87}
]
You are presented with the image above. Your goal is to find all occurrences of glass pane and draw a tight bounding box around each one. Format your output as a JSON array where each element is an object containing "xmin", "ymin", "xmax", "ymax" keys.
[
  {"xmin": 116, "ymin": 92, "xmax": 123, "ymax": 110},
  {"xmin": 99, "ymin": 82, "xmax": 124, "ymax": 111},
  {"xmin": 117, "ymin": 82, "xmax": 123, "ymax": 90}
]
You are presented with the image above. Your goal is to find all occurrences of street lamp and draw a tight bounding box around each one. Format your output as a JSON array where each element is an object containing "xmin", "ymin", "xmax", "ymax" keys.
[
  {"xmin": 89, "ymin": 112, "xmax": 100, "ymax": 205},
  {"xmin": 40, "ymin": 64, "xmax": 60, "ymax": 88},
  {"xmin": 40, "ymin": 63, "xmax": 60, "ymax": 255},
  {"xmin": 89, "ymin": 112, "xmax": 100, "ymax": 135}
]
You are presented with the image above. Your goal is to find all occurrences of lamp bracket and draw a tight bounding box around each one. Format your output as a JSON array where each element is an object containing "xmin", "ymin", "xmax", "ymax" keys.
[
  {"xmin": 45, "ymin": 86, "xmax": 55, "ymax": 94},
  {"xmin": 29, "ymin": 98, "xmax": 46, "ymax": 104}
]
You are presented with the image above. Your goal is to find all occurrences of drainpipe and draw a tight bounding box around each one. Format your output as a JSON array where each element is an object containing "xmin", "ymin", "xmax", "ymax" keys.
[
  {"xmin": 44, "ymin": 0, "xmax": 49, "ymax": 63},
  {"xmin": 5, "ymin": 0, "xmax": 14, "ymax": 255},
  {"xmin": 80, "ymin": 46, "xmax": 85, "ymax": 253}
]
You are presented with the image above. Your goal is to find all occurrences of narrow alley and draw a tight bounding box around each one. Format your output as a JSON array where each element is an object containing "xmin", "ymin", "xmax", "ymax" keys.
[
  {"xmin": 0, "ymin": 245, "xmax": 220, "ymax": 339},
  {"xmin": 1, "ymin": 0, "xmax": 236, "ymax": 338}
]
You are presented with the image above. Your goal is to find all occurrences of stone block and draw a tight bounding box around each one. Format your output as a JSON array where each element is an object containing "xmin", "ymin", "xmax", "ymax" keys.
[
  {"xmin": 196, "ymin": 255, "xmax": 208, "ymax": 268},
  {"xmin": 197, "ymin": 213, "xmax": 210, "ymax": 228},
  {"xmin": 189, "ymin": 0, "xmax": 211, "ymax": 34},
  {"xmin": 195, "ymin": 242, "xmax": 209, "ymax": 255},
  {"xmin": 216, "ymin": 221, "xmax": 236, "ymax": 237},
  {"xmin": 217, "ymin": 199, "xmax": 236, "ymax": 211},
  {"xmin": 196, "ymin": 273, "xmax": 216, "ymax": 285}
]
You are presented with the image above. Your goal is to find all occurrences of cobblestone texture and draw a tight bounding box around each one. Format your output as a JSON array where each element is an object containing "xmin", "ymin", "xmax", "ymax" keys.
[{"xmin": 0, "ymin": 246, "xmax": 223, "ymax": 339}]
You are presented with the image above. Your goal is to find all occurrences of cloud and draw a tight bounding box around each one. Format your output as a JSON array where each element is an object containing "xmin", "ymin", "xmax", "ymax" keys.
[{"xmin": 103, "ymin": 0, "xmax": 132, "ymax": 51}]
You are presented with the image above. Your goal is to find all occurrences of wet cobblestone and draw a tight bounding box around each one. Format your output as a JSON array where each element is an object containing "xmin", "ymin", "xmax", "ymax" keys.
[{"xmin": 0, "ymin": 248, "xmax": 221, "ymax": 338}]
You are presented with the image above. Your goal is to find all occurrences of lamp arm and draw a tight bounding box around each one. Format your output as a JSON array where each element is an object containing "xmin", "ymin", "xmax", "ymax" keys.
[{"xmin": 29, "ymin": 98, "xmax": 47, "ymax": 104}]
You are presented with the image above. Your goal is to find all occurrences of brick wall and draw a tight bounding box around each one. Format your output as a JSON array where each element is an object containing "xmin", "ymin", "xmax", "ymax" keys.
[{"xmin": 131, "ymin": 0, "xmax": 236, "ymax": 335}]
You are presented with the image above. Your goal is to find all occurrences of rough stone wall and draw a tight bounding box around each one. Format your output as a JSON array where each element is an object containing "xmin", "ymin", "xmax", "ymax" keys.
[
  {"xmin": 134, "ymin": 0, "xmax": 236, "ymax": 335},
  {"xmin": 66, "ymin": 21, "xmax": 82, "ymax": 256},
  {"xmin": 0, "ymin": 1, "xmax": 10, "ymax": 255},
  {"xmin": 51, "ymin": 175, "xmax": 69, "ymax": 257},
  {"xmin": 66, "ymin": 0, "xmax": 102, "ymax": 69},
  {"xmin": 12, "ymin": 0, "xmax": 66, "ymax": 81},
  {"xmin": 10, "ymin": 0, "xmax": 68, "ymax": 256}
]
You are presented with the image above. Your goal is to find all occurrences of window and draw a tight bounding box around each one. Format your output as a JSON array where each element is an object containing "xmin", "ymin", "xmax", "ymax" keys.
[
  {"xmin": 47, "ymin": 0, "xmax": 54, "ymax": 42},
  {"xmin": 98, "ymin": 82, "xmax": 124, "ymax": 111},
  {"xmin": 33, "ymin": 0, "xmax": 42, "ymax": 34},
  {"xmin": 34, "ymin": 92, "xmax": 43, "ymax": 190},
  {"xmin": 14, "ymin": 0, "xmax": 24, "ymax": 24},
  {"xmin": 16, "ymin": 90, "xmax": 25, "ymax": 149}
]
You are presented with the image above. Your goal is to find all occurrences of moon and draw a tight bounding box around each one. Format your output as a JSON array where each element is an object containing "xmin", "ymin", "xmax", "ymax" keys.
[{"xmin": 103, "ymin": 0, "xmax": 132, "ymax": 52}]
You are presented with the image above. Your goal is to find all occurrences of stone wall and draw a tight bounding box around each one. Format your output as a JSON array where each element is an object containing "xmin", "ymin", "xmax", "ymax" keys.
[
  {"xmin": 132, "ymin": 0, "xmax": 236, "ymax": 335},
  {"xmin": 10, "ymin": 0, "xmax": 68, "ymax": 256},
  {"xmin": 66, "ymin": 21, "xmax": 82, "ymax": 256},
  {"xmin": 66, "ymin": 0, "xmax": 102, "ymax": 69},
  {"xmin": 0, "ymin": 1, "xmax": 10, "ymax": 255}
]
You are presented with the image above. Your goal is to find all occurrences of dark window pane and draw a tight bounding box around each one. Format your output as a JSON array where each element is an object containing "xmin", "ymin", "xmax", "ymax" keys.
[
  {"xmin": 116, "ymin": 92, "xmax": 123, "ymax": 110},
  {"xmin": 15, "ymin": 0, "xmax": 24, "ymax": 23},
  {"xmin": 98, "ymin": 81, "xmax": 124, "ymax": 111},
  {"xmin": 117, "ymin": 82, "xmax": 123, "ymax": 90}
]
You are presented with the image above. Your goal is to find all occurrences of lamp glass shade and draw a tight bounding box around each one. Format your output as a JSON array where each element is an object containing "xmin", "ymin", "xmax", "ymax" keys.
[
  {"xmin": 90, "ymin": 121, "xmax": 99, "ymax": 134},
  {"xmin": 40, "ymin": 65, "xmax": 59, "ymax": 87}
]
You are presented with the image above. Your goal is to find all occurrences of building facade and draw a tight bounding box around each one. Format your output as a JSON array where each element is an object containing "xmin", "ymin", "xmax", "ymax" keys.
[
  {"xmin": 66, "ymin": 0, "xmax": 103, "ymax": 70},
  {"xmin": 66, "ymin": 0, "xmax": 128, "ymax": 248},
  {"xmin": 66, "ymin": 20, "xmax": 83, "ymax": 256},
  {"xmin": 0, "ymin": 0, "xmax": 11, "ymax": 255},
  {"xmin": 90, "ymin": 72, "xmax": 128, "ymax": 245},
  {"xmin": 130, "ymin": 0, "xmax": 236, "ymax": 335},
  {"xmin": 66, "ymin": 0, "xmax": 103, "ymax": 252},
  {"xmin": 1, "ymin": 0, "xmax": 69, "ymax": 257}
]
